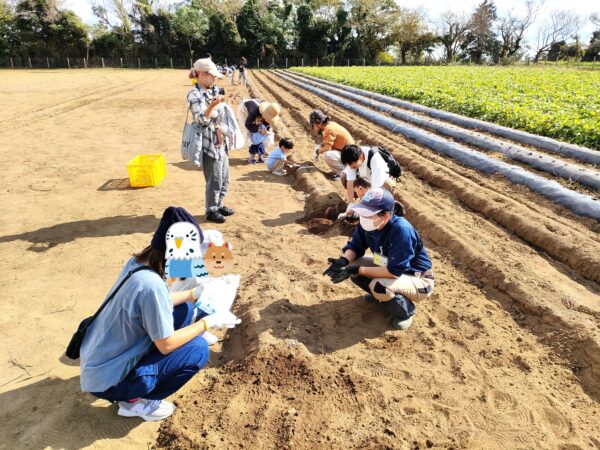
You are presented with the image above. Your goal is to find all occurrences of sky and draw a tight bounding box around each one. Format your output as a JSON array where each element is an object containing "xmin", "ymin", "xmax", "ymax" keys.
[{"xmin": 64, "ymin": 0, "xmax": 598, "ymax": 49}]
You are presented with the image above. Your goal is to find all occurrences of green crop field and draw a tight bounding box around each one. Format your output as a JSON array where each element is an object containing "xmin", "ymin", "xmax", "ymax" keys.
[{"xmin": 290, "ymin": 66, "xmax": 600, "ymax": 149}]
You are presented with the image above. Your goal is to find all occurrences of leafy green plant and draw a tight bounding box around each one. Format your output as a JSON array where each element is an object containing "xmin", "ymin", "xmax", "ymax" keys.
[{"xmin": 291, "ymin": 66, "xmax": 600, "ymax": 149}]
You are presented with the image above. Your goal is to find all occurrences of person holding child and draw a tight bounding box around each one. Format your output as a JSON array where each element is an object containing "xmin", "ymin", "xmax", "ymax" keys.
[
  {"xmin": 324, "ymin": 188, "xmax": 434, "ymax": 331},
  {"xmin": 80, "ymin": 207, "xmax": 241, "ymax": 422},
  {"xmin": 187, "ymin": 57, "xmax": 234, "ymax": 224},
  {"xmin": 267, "ymin": 137, "xmax": 299, "ymax": 176}
]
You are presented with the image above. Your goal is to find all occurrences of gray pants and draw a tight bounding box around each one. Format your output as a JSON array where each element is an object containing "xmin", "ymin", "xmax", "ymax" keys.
[{"xmin": 202, "ymin": 153, "xmax": 230, "ymax": 214}]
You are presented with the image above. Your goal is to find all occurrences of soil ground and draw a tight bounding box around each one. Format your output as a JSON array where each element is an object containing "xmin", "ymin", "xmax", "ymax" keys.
[{"xmin": 0, "ymin": 69, "xmax": 599, "ymax": 450}]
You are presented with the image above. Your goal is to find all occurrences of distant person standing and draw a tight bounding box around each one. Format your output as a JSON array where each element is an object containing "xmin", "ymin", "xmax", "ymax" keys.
[
  {"xmin": 237, "ymin": 57, "xmax": 248, "ymax": 86},
  {"xmin": 187, "ymin": 57, "xmax": 235, "ymax": 223},
  {"xmin": 310, "ymin": 110, "xmax": 355, "ymax": 179}
]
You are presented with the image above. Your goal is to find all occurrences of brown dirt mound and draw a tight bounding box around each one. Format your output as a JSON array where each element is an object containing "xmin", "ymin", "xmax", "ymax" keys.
[{"xmin": 157, "ymin": 70, "xmax": 600, "ymax": 450}]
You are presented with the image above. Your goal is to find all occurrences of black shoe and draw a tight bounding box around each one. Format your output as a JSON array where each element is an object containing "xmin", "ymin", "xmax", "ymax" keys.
[
  {"xmin": 206, "ymin": 211, "xmax": 226, "ymax": 223},
  {"xmin": 219, "ymin": 206, "xmax": 235, "ymax": 216}
]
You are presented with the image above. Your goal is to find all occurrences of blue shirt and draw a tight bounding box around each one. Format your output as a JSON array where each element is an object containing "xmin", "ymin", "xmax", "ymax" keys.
[
  {"xmin": 80, "ymin": 257, "xmax": 174, "ymax": 392},
  {"xmin": 267, "ymin": 146, "xmax": 287, "ymax": 170},
  {"xmin": 250, "ymin": 125, "xmax": 268, "ymax": 146},
  {"xmin": 342, "ymin": 215, "xmax": 432, "ymax": 276}
]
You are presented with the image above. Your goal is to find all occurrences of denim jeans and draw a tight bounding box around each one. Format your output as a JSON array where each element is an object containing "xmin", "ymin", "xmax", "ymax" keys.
[
  {"xmin": 92, "ymin": 302, "xmax": 209, "ymax": 402},
  {"xmin": 203, "ymin": 152, "xmax": 230, "ymax": 214}
]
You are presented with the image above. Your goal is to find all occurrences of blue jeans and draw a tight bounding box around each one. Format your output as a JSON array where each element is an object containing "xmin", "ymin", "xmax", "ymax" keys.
[
  {"xmin": 352, "ymin": 275, "xmax": 415, "ymax": 320},
  {"xmin": 93, "ymin": 303, "xmax": 209, "ymax": 402}
]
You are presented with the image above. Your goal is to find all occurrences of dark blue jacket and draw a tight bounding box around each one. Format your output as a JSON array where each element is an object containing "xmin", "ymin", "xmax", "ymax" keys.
[{"xmin": 342, "ymin": 215, "xmax": 432, "ymax": 277}]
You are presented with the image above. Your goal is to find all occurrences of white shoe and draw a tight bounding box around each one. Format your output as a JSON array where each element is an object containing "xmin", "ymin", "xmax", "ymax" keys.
[
  {"xmin": 202, "ymin": 331, "xmax": 219, "ymax": 345},
  {"xmin": 391, "ymin": 315, "xmax": 414, "ymax": 331},
  {"xmin": 272, "ymin": 170, "xmax": 285, "ymax": 176},
  {"xmin": 117, "ymin": 398, "xmax": 175, "ymax": 421}
]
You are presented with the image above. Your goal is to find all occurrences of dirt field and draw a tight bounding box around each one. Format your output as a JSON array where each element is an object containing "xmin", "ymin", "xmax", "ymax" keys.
[{"xmin": 0, "ymin": 69, "xmax": 599, "ymax": 450}]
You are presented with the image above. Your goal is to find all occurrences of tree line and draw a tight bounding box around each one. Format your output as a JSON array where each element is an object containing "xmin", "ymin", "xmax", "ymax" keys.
[{"xmin": 1, "ymin": 0, "xmax": 599, "ymax": 67}]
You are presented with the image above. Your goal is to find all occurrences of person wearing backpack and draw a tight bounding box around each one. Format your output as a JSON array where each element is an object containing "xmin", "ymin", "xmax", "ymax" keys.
[
  {"xmin": 340, "ymin": 144, "xmax": 401, "ymax": 204},
  {"xmin": 323, "ymin": 188, "xmax": 434, "ymax": 331}
]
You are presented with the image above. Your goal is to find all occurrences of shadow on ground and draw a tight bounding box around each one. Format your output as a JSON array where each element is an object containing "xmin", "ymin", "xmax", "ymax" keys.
[
  {"xmin": 0, "ymin": 214, "xmax": 167, "ymax": 252},
  {"xmin": 0, "ymin": 375, "xmax": 144, "ymax": 449}
]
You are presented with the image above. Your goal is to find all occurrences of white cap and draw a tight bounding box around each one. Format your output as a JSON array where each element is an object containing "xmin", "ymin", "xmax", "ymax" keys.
[{"xmin": 192, "ymin": 57, "xmax": 223, "ymax": 78}]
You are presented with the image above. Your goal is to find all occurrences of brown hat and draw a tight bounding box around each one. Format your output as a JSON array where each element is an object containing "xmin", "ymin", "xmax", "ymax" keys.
[{"xmin": 259, "ymin": 102, "xmax": 281, "ymax": 128}]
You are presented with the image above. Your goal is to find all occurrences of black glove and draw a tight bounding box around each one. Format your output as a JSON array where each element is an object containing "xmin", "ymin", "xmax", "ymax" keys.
[
  {"xmin": 328, "ymin": 264, "xmax": 359, "ymax": 284},
  {"xmin": 323, "ymin": 256, "xmax": 350, "ymax": 277}
]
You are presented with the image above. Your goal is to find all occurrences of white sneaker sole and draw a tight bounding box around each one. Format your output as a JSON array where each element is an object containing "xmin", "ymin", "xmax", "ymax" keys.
[{"xmin": 118, "ymin": 407, "xmax": 174, "ymax": 421}]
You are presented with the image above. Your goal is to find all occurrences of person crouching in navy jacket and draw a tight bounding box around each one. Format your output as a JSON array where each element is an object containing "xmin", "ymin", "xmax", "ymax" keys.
[{"xmin": 323, "ymin": 188, "xmax": 434, "ymax": 330}]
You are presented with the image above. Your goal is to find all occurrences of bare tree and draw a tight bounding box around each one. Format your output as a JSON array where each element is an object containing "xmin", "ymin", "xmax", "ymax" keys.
[
  {"xmin": 534, "ymin": 10, "xmax": 580, "ymax": 62},
  {"xmin": 391, "ymin": 7, "xmax": 430, "ymax": 64},
  {"xmin": 89, "ymin": 0, "xmax": 132, "ymax": 35},
  {"xmin": 438, "ymin": 10, "xmax": 470, "ymax": 62},
  {"xmin": 591, "ymin": 12, "xmax": 600, "ymax": 28},
  {"xmin": 497, "ymin": 0, "xmax": 541, "ymax": 58}
]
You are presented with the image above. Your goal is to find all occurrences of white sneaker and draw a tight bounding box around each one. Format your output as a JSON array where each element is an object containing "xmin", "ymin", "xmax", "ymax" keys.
[
  {"xmin": 202, "ymin": 331, "xmax": 219, "ymax": 345},
  {"xmin": 391, "ymin": 315, "xmax": 414, "ymax": 331},
  {"xmin": 117, "ymin": 398, "xmax": 175, "ymax": 421},
  {"xmin": 272, "ymin": 170, "xmax": 285, "ymax": 176}
]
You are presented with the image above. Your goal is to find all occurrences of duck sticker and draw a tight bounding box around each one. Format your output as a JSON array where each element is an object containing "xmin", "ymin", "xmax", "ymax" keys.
[
  {"xmin": 164, "ymin": 222, "xmax": 208, "ymax": 281},
  {"xmin": 204, "ymin": 242, "xmax": 234, "ymax": 276}
]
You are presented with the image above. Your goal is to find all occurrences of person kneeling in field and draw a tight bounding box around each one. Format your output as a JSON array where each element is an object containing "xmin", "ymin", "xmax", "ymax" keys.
[
  {"xmin": 323, "ymin": 188, "xmax": 434, "ymax": 331},
  {"xmin": 310, "ymin": 110, "xmax": 355, "ymax": 179},
  {"xmin": 267, "ymin": 137, "xmax": 299, "ymax": 176},
  {"xmin": 79, "ymin": 207, "xmax": 241, "ymax": 421},
  {"xmin": 340, "ymin": 144, "xmax": 397, "ymax": 204},
  {"xmin": 338, "ymin": 177, "xmax": 371, "ymax": 223}
]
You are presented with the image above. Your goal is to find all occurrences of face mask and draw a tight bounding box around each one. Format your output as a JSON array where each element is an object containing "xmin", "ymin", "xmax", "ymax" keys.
[{"xmin": 360, "ymin": 216, "xmax": 378, "ymax": 231}]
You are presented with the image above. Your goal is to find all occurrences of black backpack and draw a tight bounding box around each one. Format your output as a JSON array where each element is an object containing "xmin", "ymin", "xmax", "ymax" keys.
[{"xmin": 367, "ymin": 146, "xmax": 402, "ymax": 180}]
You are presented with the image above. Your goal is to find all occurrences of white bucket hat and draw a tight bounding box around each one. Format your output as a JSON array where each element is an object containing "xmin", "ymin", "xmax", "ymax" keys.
[{"xmin": 193, "ymin": 57, "xmax": 223, "ymax": 78}]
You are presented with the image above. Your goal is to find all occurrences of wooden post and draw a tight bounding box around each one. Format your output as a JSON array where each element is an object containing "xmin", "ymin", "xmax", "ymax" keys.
[
  {"xmin": 120, "ymin": 57, "xmax": 123, "ymax": 68},
  {"xmin": 138, "ymin": 58, "xmax": 141, "ymax": 68},
  {"xmin": 225, "ymin": 58, "xmax": 228, "ymax": 66},
  {"xmin": 28, "ymin": 57, "xmax": 32, "ymax": 68},
  {"xmin": 10, "ymin": 57, "xmax": 13, "ymax": 68},
  {"xmin": 102, "ymin": 57, "xmax": 105, "ymax": 68},
  {"xmin": 189, "ymin": 58, "xmax": 192, "ymax": 68},
  {"xmin": 67, "ymin": 57, "xmax": 70, "ymax": 69},
  {"xmin": 347, "ymin": 58, "xmax": 349, "ymax": 67},
  {"xmin": 170, "ymin": 58, "xmax": 173, "ymax": 69},
  {"xmin": 83, "ymin": 57, "xmax": 87, "ymax": 69},
  {"xmin": 331, "ymin": 56, "xmax": 334, "ymax": 67},
  {"xmin": 257, "ymin": 58, "xmax": 260, "ymax": 68},
  {"xmin": 316, "ymin": 58, "xmax": 319, "ymax": 66},
  {"xmin": 363, "ymin": 58, "xmax": 365, "ymax": 66},
  {"xmin": 155, "ymin": 57, "xmax": 158, "ymax": 68},
  {"xmin": 46, "ymin": 57, "xmax": 50, "ymax": 69},
  {"xmin": 286, "ymin": 58, "xmax": 288, "ymax": 68},
  {"xmin": 301, "ymin": 57, "xmax": 304, "ymax": 67},
  {"xmin": 593, "ymin": 57, "xmax": 596, "ymax": 70}
]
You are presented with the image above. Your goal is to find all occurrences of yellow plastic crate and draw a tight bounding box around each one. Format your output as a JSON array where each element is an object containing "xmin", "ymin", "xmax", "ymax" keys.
[{"xmin": 127, "ymin": 154, "xmax": 166, "ymax": 187}]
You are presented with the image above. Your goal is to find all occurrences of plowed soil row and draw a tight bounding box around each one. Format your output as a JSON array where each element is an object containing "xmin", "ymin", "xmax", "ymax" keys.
[
  {"xmin": 281, "ymin": 70, "xmax": 600, "ymax": 199},
  {"xmin": 256, "ymin": 68, "xmax": 600, "ymax": 388},
  {"xmin": 158, "ymin": 71, "xmax": 600, "ymax": 449}
]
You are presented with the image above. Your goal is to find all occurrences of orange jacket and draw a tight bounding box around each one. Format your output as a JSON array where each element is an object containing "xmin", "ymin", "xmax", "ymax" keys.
[{"xmin": 321, "ymin": 121, "xmax": 354, "ymax": 152}]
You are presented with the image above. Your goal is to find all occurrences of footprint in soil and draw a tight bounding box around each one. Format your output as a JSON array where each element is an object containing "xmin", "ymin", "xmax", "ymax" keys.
[{"xmin": 259, "ymin": 298, "xmax": 391, "ymax": 354}]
